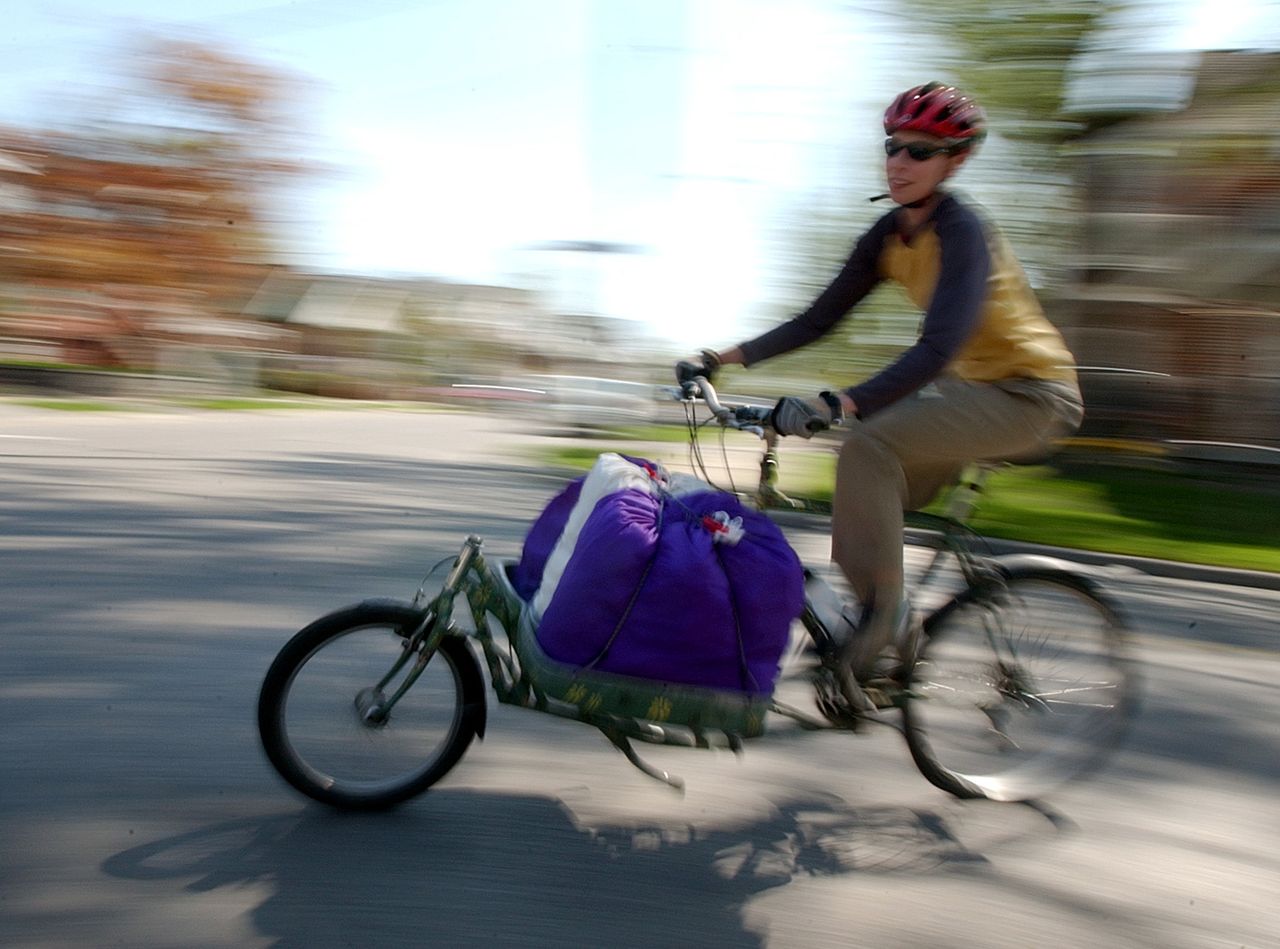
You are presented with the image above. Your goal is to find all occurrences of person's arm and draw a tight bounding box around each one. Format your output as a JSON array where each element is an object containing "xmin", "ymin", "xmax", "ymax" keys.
[
  {"xmin": 843, "ymin": 200, "xmax": 991, "ymax": 418},
  {"xmin": 725, "ymin": 213, "xmax": 895, "ymax": 368},
  {"xmin": 710, "ymin": 343, "xmax": 746, "ymax": 368}
]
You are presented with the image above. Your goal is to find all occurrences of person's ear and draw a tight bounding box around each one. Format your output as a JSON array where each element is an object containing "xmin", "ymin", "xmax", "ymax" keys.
[{"xmin": 942, "ymin": 148, "xmax": 970, "ymax": 179}]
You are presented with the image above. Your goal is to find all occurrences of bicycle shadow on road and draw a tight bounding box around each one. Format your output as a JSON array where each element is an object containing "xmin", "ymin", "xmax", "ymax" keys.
[{"xmin": 99, "ymin": 790, "xmax": 1059, "ymax": 949}]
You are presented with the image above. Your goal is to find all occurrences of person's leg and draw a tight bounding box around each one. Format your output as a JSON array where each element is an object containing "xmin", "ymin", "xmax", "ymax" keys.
[
  {"xmin": 874, "ymin": 378, "xmax": 1082, "ymax": 471},
  {"xmin": 830, "ymin": 378, "xmax": 1081, "ymax": 685},
  {"xmin": 829, "ymin": 426, "xmax": 906, "ymax": 707},
  {"xmin": 832, "ymin": 428, "xmax": 903, "ymax": 608}
]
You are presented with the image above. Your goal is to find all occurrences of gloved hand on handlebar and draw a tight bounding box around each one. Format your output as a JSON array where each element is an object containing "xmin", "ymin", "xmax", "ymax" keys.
[
  {"xmin": 674, "ymin": 349, "xmax": 722, "ymax": 387},
  {"xmin": 770, "ymin": 396, "xmax": 830, "ymax": 439}
]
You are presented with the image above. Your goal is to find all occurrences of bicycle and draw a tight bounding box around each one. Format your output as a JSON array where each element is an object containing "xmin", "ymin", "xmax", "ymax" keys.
[{"xmin": 257, "ymin": 376, "xmax": 1136, "ymax": 809}]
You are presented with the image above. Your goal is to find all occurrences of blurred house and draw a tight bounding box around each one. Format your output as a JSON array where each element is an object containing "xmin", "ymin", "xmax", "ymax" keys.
[
  {"xmin": 0, "ymin": 126, "xmax": 293, "ymax": 386},
  {"xmin": 240, "ymin": 271, "xmax": 640, "ymax": 400},
  {"xmin": 0, "ymin": 125, "xmax": 641, "ymax": 399},
  {"xmin": 1055, "ymin": 51, "xmax": 1280, "ymax": 451}
]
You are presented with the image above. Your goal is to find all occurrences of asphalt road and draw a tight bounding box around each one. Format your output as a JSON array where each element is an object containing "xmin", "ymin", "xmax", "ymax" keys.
[{"xmin": 2, "ymin": 405, "xmax": 1278, "ymax": 949}]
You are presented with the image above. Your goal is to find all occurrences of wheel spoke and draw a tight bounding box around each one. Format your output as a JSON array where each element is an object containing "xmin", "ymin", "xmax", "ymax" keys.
[
  {"xmin": 258, "ymin": 603, "xmax": 481, "ymax": 809},
  {"xmin": 902, "ymin": 574, "xmax": 1133, "ymax": 802}
]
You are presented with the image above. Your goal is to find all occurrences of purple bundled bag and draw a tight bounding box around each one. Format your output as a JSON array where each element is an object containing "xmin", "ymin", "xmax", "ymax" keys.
[
  {"xmin": 516, "ymin": 454, "xmax": 804, "ymax": 695},
  {"xmin": 510, "ymin": 477, "xmax": 582, "ymax": 601}
]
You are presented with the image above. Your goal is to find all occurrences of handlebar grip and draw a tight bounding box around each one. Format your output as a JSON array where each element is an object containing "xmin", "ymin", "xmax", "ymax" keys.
[
  {"xmin": 671, "ymin": 376, "xmax": 772, "ymax": 437},
  {"xmin": 674, "ymin": 360, "xmax": 703, "ymax": 387}
]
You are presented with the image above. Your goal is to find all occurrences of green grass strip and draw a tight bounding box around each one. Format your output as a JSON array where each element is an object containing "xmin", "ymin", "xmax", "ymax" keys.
[{"xmin": 539, "ymin": 441, "xmax": 1279, "ymax": 573}]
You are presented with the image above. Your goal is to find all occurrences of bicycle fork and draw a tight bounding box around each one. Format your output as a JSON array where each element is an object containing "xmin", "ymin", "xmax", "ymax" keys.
[
  {"xmin": 756, "ymin": 432, "xmax": 808, "ymax": 510},
  {"xmin": 357, "ymin": 536, "xmax": 484, "ymax": 726}
]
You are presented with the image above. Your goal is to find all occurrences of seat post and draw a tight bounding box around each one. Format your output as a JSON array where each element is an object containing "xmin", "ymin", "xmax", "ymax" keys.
[{"xmin": 942, "ymin": 462, "xmax": 995, "ymax": 523}]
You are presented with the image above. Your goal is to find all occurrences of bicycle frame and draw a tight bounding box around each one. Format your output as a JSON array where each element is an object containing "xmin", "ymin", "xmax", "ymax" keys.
[
  {"xmin": 259, "ymin": 384, "xmax": 1134, "ymax": 806},
  {"xmin": 384, "ymin": 385, "xmax": 1055, "ymax": 788},
  {"xmin": 407, "ymin": 535, "xmax": 778, "ymax": 788},
  {"xmin": 259, "ymin": 377, "xmax": 1134, "ymax": 807}
]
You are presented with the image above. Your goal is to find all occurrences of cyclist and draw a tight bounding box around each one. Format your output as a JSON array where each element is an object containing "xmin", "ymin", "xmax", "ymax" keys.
[{"xmin": 682, "ymin": 81, "xmax": 1083, "ymax": 713}]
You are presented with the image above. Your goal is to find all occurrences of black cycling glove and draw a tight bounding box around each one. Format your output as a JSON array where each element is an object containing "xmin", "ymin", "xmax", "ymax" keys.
[
  {"xmin": 674, "ymin": 349, "xmax": 722, "ymax": 386},
  {"xmin": 771, "ymin": 396, "xmax": 829, "ymax": 439}
]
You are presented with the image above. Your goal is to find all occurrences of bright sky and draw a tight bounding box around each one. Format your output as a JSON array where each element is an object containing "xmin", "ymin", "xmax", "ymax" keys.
[{"xmin": 2, "ymin": 0, "xmax": 1278, "ymax": 347}]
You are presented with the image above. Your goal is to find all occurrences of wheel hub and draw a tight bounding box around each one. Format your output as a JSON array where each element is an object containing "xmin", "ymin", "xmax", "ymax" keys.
[{"xmin": 354, "ymin": 687, "xmax": 390, "ymax": 727}]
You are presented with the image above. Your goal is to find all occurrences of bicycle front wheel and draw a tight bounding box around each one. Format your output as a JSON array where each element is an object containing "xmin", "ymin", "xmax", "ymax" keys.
[
  {"xmin": 902, "ymin": 568, "xmax": 1134, "ymax": 802},
  {"xmin": 258, "ymin": 602, "xmax": 485, "ymax": 810}
]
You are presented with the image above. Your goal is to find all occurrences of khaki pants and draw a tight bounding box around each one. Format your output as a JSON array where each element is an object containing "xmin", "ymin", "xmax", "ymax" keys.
[{"xmin": 831, "ymin": 376, "xmax": 1083, "ymax": 676}]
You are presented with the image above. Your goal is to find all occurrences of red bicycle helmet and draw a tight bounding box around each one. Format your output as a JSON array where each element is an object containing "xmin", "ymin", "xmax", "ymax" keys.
[{"xmin": 884, "ymin": 81, "xmax": 986, "ymax": 146}]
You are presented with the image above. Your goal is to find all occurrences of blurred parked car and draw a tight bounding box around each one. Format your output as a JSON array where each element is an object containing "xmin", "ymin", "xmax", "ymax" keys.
[{"xmin": 520, "ymin": 374, "xmax": 660, "ymax": 434}]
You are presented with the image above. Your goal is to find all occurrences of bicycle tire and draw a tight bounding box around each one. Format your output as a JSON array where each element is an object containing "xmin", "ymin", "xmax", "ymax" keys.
[
  {"xmin": 258, "ymin": 601, "xmax": 485, "ymax": 810},
  {"xmin": 901, "ymin": 566, "xmax": 1135, "ymax": 802}
]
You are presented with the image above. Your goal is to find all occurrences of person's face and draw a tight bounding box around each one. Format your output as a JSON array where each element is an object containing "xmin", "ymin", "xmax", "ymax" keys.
[{"xmin": 884, "ymin": 130, "xmax": 968, "ymax": 206}]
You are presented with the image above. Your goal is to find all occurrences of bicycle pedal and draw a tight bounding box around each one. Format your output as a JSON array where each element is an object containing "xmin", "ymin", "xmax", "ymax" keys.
[
  {"xmin": 859, "ymin": 686, "xmax": 894, "ymax": 710},
  {"xmin": 815, "ymin": 694, "xmax": 870, "ymax": 731},
  {"xmin": 858, "ymin": 676, "xmax": 907, "ymax": 710},
  {"xmin": 814, "ymin": 677, "xmax": 879, "ymax": 730}
]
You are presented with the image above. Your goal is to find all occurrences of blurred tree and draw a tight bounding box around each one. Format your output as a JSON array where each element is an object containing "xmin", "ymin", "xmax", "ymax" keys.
[
  {"xmin": 738, "ymin": 0, "xmax": 1128, "ymax": 393},
  {"xmin": 901, "ymin": 0, "xmax": 1114, "ymax": 145},
  {"xmin": 0, "ymin": 34, "xmax": 314, "ymax": 366}
]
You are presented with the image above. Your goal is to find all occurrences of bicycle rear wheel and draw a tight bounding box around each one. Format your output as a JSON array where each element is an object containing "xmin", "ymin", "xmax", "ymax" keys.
[
  {"xmin": 258, "ymin": 602, "xmax": 485, "ymax": 810},
  {"xmin": 902, "ymin": 567, "xmax": 1134, "ymax": 802}
]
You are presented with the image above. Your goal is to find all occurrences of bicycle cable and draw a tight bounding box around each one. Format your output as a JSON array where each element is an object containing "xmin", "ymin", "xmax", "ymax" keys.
[
  {"xmin": 684, "ymin": 399, "xmax": 712, "ymax": 483},
  {"xmin": 683, "ymin": 396, "xmax": 739, "ymax": 495},
  {"xmin": 414, "ymin": 553, "xmax": 460, "ymax": 606},
  {"xmin": 717, "ymin": 423, "xmax": 738, "ymax": 496}
]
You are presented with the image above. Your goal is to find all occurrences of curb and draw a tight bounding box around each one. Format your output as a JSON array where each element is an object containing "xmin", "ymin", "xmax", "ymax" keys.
[{"xmin": 771, "ymin": 511, "xmax": 1278, "ymax": 592}]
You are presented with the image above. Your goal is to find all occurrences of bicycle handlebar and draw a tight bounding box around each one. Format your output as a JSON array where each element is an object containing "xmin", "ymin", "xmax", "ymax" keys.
[{"xmin": 671, "ymin": 376, "xmax": 773, "ymax": 437}]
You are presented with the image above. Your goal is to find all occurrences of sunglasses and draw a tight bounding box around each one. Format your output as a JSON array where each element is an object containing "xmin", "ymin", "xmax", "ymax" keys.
[{"xmin": 884, "ymin": 138, "xmax": 953, "ymax": 161}]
